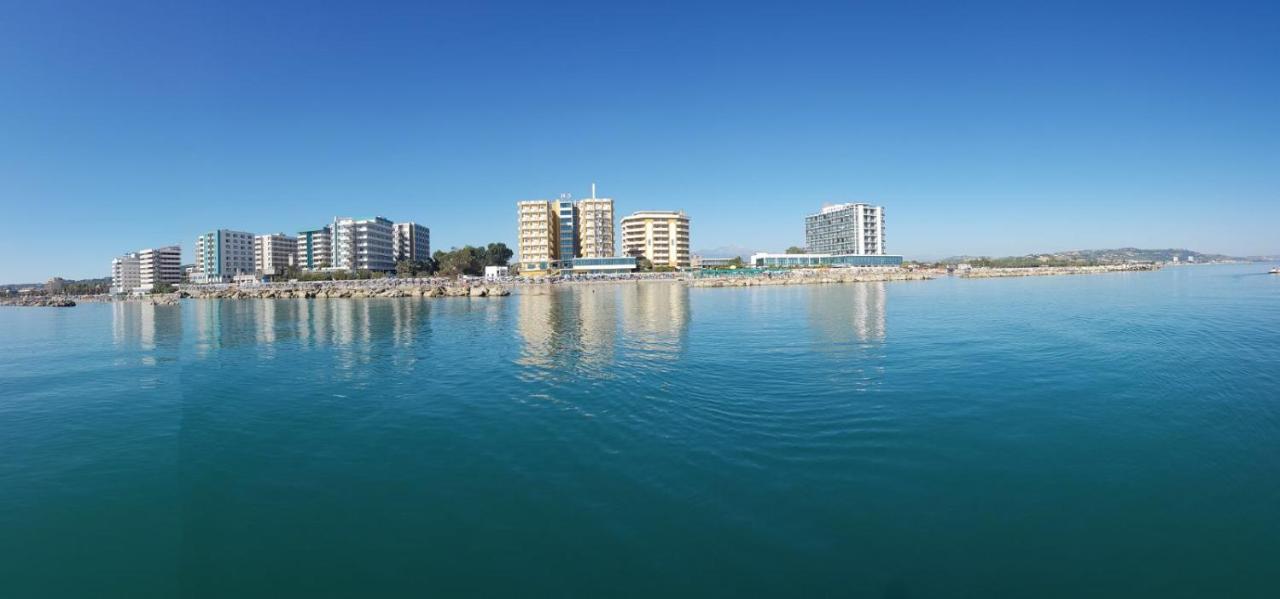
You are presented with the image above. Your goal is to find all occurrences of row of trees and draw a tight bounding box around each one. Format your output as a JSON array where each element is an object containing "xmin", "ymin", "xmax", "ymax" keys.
[{"xmin": 396, "ymin": 242, "xmax": 514, "ymax": 277}]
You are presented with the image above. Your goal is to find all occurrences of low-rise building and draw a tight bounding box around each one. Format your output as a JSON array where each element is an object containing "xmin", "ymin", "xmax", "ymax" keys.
[
  {"xmin": 568, "ymin": 256, "xmax": 636, "ymax": 274},
  {"xmin": 697, "ymin": 257, "xmax": 737, "ymax": 269},
  {"xmin": 748, "ymin": 252, "xmax": 903, "ymax": 268}
]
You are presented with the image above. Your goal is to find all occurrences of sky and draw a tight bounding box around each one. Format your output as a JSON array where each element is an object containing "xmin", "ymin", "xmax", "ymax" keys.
[{"xmin": 1, "ymin": 0, "xmax": 1277, "ymax": 281}]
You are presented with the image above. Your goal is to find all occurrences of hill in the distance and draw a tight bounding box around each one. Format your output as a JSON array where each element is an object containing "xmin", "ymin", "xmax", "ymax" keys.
[{"xmin": 939, "ymin": 248, "xmax": 1244, "ymax": 265}]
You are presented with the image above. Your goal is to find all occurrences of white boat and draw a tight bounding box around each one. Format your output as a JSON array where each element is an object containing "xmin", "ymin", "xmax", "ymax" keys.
[{"xmin": 1270, "ymin": 267, "xmax": 1280, "ymax": 274}]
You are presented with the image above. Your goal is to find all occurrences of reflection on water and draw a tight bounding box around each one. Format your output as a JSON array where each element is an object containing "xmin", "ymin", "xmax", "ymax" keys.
[
  {"xmin": 809, "ymin": 282, "xmax": 887, "ymax": 345},
  {"xmin": 111, "ymin": 301, "xmax": 182, "ymax": 369},
  {"xmin": 517, "ymin": 282, "xmax": 690, "ymax": 373}
]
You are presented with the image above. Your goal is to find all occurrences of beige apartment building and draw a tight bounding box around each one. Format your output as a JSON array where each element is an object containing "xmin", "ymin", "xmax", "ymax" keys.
[
  {"xmin": 576, "ymin": 198, "xmax": 615, "ymax": 258},
  {"xmin": 517, "ymin": 200, "xmax": 560, "ymax": 273},
  {"xmin": 254, "ymin": 233, "xmax": 297, "ymax": 276},
  {"xmin": 620, "ymin": 210, "xmax": 690, "ymax": 269}
]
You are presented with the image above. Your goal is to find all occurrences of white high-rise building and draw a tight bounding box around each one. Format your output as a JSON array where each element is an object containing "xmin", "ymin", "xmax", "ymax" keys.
[
  {"xmin": 392, "ymin": 222, "xmax": 431, "ymax": 262},
  {"xmin": 333, "ymin": 216, "xmax": 395, "ymax": 272},
  {"xmin": 194, "ymin": 229, "xmax": 255, "ymax": 283},
  {"xmin": 804, "ymin": 203, "xmax": 886, "ymax": 255},
  {"xmin": 254, "ymin": 233, "xmax": 297, "ymax": 276},
  {"xmin": 110, "ymin": 252, "xmax": 140, "ymax": 295},
  {"xmin": 620, "ymin": 210, "xmax": 691, "ymax": 269},
  {"xmin": 138, "ymin": 245, "xmax": 182, "ymax": 292}
]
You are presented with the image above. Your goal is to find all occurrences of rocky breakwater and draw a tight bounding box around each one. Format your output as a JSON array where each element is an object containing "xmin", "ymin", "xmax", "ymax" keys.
[
  {"xmin": 687, "ymin": 268, "xmax": 933, "ymax": 288},
  {"xmin": 0, "ymin": 295, "xmax": 77, "ymax": 307},
  {"xmin": 180, "ymin": 281, "xmax": 511, "ymax": 300},
  {"xmin": 957, "ymin": 263, "xmax": 1160, "ymax": 278}
]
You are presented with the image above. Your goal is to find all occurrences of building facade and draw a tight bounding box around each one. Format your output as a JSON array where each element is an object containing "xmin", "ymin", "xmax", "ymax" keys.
[
  {"xmin": 333, "ymin": 216, "xmax": 395, "ymax": 272},
  {"xmin": 254, "ymin": 233, "xmax": 297, "ymax": 276},
  {"xmin": 297, "ymin": 226, "xmax": 333, "ymax": 270},
  {"xmin": 804, "ymin": 203, "xmax": 886, "ymax": 255},
  {"xmin": 194, "ymin": 229, "xmax": 255, "ymax": 283},
  {"xmin": 138, "ymin": 246, "xmax": 182, "ymax": 292},
  {"xmin": 517, "ymin": 200, "xmax": 560, "ymax": 273},
  {"xmin": 111, "ymin": 252, "xmax": 140, "ymax": 294},
  {"xmin": 576, "ymin": 197, "xmax": 615, "ymax": 258},
  {"xmin": 556, "ymin": 197, "xmax": 578, "ymax": 269},
  {"xmin": 620, "ymin": 210, "xmax": 691, "ymax": 269},
  {"xmin": 392, "ymin": 222, "xmax": 431, "ymax": 263}
]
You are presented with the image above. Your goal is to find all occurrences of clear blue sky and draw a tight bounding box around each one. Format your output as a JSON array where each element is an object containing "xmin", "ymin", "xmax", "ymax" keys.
[{"xmin": 1, "ymin": 0, "xmax": 1277, "ymax": 281}]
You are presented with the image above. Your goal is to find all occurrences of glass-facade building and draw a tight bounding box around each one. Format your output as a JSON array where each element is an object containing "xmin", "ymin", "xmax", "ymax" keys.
[{"xmin": 557, "ymin": 199, "xmax": 578, "ymax": 270}]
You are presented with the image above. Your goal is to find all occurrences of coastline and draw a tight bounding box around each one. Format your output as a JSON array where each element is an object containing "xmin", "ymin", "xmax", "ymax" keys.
[{"xmin": 2, "ymin": 263, "xmax": 1175, "ymax": 307}]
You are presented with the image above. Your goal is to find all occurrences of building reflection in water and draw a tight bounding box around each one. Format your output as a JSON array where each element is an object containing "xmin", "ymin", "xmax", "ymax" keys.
[
  {"xmin": 190, "ymin": 297, "xmax": 436, "ymax": 379},
  {"xmin": 517, "ymin": 282, "xmax": 689, "ymax": 374},
  {"xmin": 619, "ymin": 281, "xmax": 690, "ymax": 361},
  {"xmin": 111, "ymin": 301, "xmax": 182, "ymax": 368},
  {"xmin": 808, "ymin": 281, "xmax": 887, "ymax": 345}
]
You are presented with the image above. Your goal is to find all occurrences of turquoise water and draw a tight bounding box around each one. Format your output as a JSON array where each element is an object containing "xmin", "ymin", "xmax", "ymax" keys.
[{"xmin": 2, "ymin": 264, "xmax": 1278, "ymax": 597}]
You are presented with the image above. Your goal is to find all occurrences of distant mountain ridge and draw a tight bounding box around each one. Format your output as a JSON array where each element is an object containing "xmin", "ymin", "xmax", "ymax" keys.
[{"xmin": 939, "ymin": 248, "xmax": 1245, "ymax": 265}]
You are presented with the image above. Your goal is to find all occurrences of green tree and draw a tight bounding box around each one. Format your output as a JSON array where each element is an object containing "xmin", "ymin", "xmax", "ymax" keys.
[
  {"xmin": 634, "ymin": 256, "xmax": 654, "ymax": 271},
  {"xmin": 728, "ymin": 256, "xmax": 745, "ymax": 268},
  {"xmin": 395, "ymin": 260, "xmax": 415, "ymax": 277},
  {"xmin": 785, "ymin": 246, "xmax": 806, "ymax": 254},
  {"xmin": 484, "ymin": 242, "xmax": 513, "ymax": 266}
]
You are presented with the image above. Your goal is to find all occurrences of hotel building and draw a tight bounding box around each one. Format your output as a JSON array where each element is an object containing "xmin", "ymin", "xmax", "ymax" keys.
[
  {"xmin": 517, "ymin": 200, "xmax": 560, "ymax": 273},
  {"xmin": 393, "ymin": 222, "xmax": 431, "ymax": 262},
  {"xmin": 620, "ymin": 210, "xmax": 691, "ymax": 269},
  {"xmin": 576, "ymin": 196, "xmax": 615, "ymax": 258},
  {"xmin": 517, "ymin": 189, "xmax": 630, "ymax": 275},
  {"xmin": 332, "ymin": 216, "xmax": 395, "ymax": 272},
  {"xmin": 110, "ymin": 252, "xmax": 140, "ymax": 294},
  {"xmin": 751, "ymin": 202, "xmax": 901, "ymax": 268},
  {"xmin": 254, "ymin": 233, "xmax": 297, "ymax": 276},
  {"xmin": 194, "ymin": 229, "xmax": 255, "ymax": 283},
  {"xmin": 297, "ymin": 226, "xmax": 333, "ymax": 270},
  {"xmin": 804, "ymin": 203, "xmax": 886, "ymax": 255},
  {"xmin": 138, "ymin": 245, "xmax": 182, "ymax": 292}
]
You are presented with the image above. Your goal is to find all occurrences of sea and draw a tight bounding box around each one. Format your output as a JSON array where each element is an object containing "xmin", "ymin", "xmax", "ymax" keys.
[{"xmin": 2, "ymin": 263, "xmax": 1278, "ymax": 598}]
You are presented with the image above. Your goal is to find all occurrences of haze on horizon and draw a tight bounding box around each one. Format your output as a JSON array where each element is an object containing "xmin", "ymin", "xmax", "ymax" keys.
[{"xmin": 1, "ymin": 1, "xmax": 1277, "ymax": 282}]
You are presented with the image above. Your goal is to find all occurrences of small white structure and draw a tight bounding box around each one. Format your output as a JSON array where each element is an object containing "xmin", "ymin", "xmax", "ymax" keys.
[{"xmin": 485, "ymin": 266, "xmax": 510, "ymax": 280}]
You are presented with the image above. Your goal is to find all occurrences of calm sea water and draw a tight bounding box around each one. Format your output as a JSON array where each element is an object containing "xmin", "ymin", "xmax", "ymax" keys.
[{"xmin": 2, "ymin": 264, "xmax": 1278, "ymax": 598}]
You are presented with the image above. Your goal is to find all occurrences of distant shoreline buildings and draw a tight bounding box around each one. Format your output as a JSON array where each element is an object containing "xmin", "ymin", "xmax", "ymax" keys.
[
  {"xmin": 110, "ymin": 213, "xmax": 431, "ymax": 294},
  {"xmin": 106, "ymin": 191, "xmax": 905, "ymax": 294}
]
